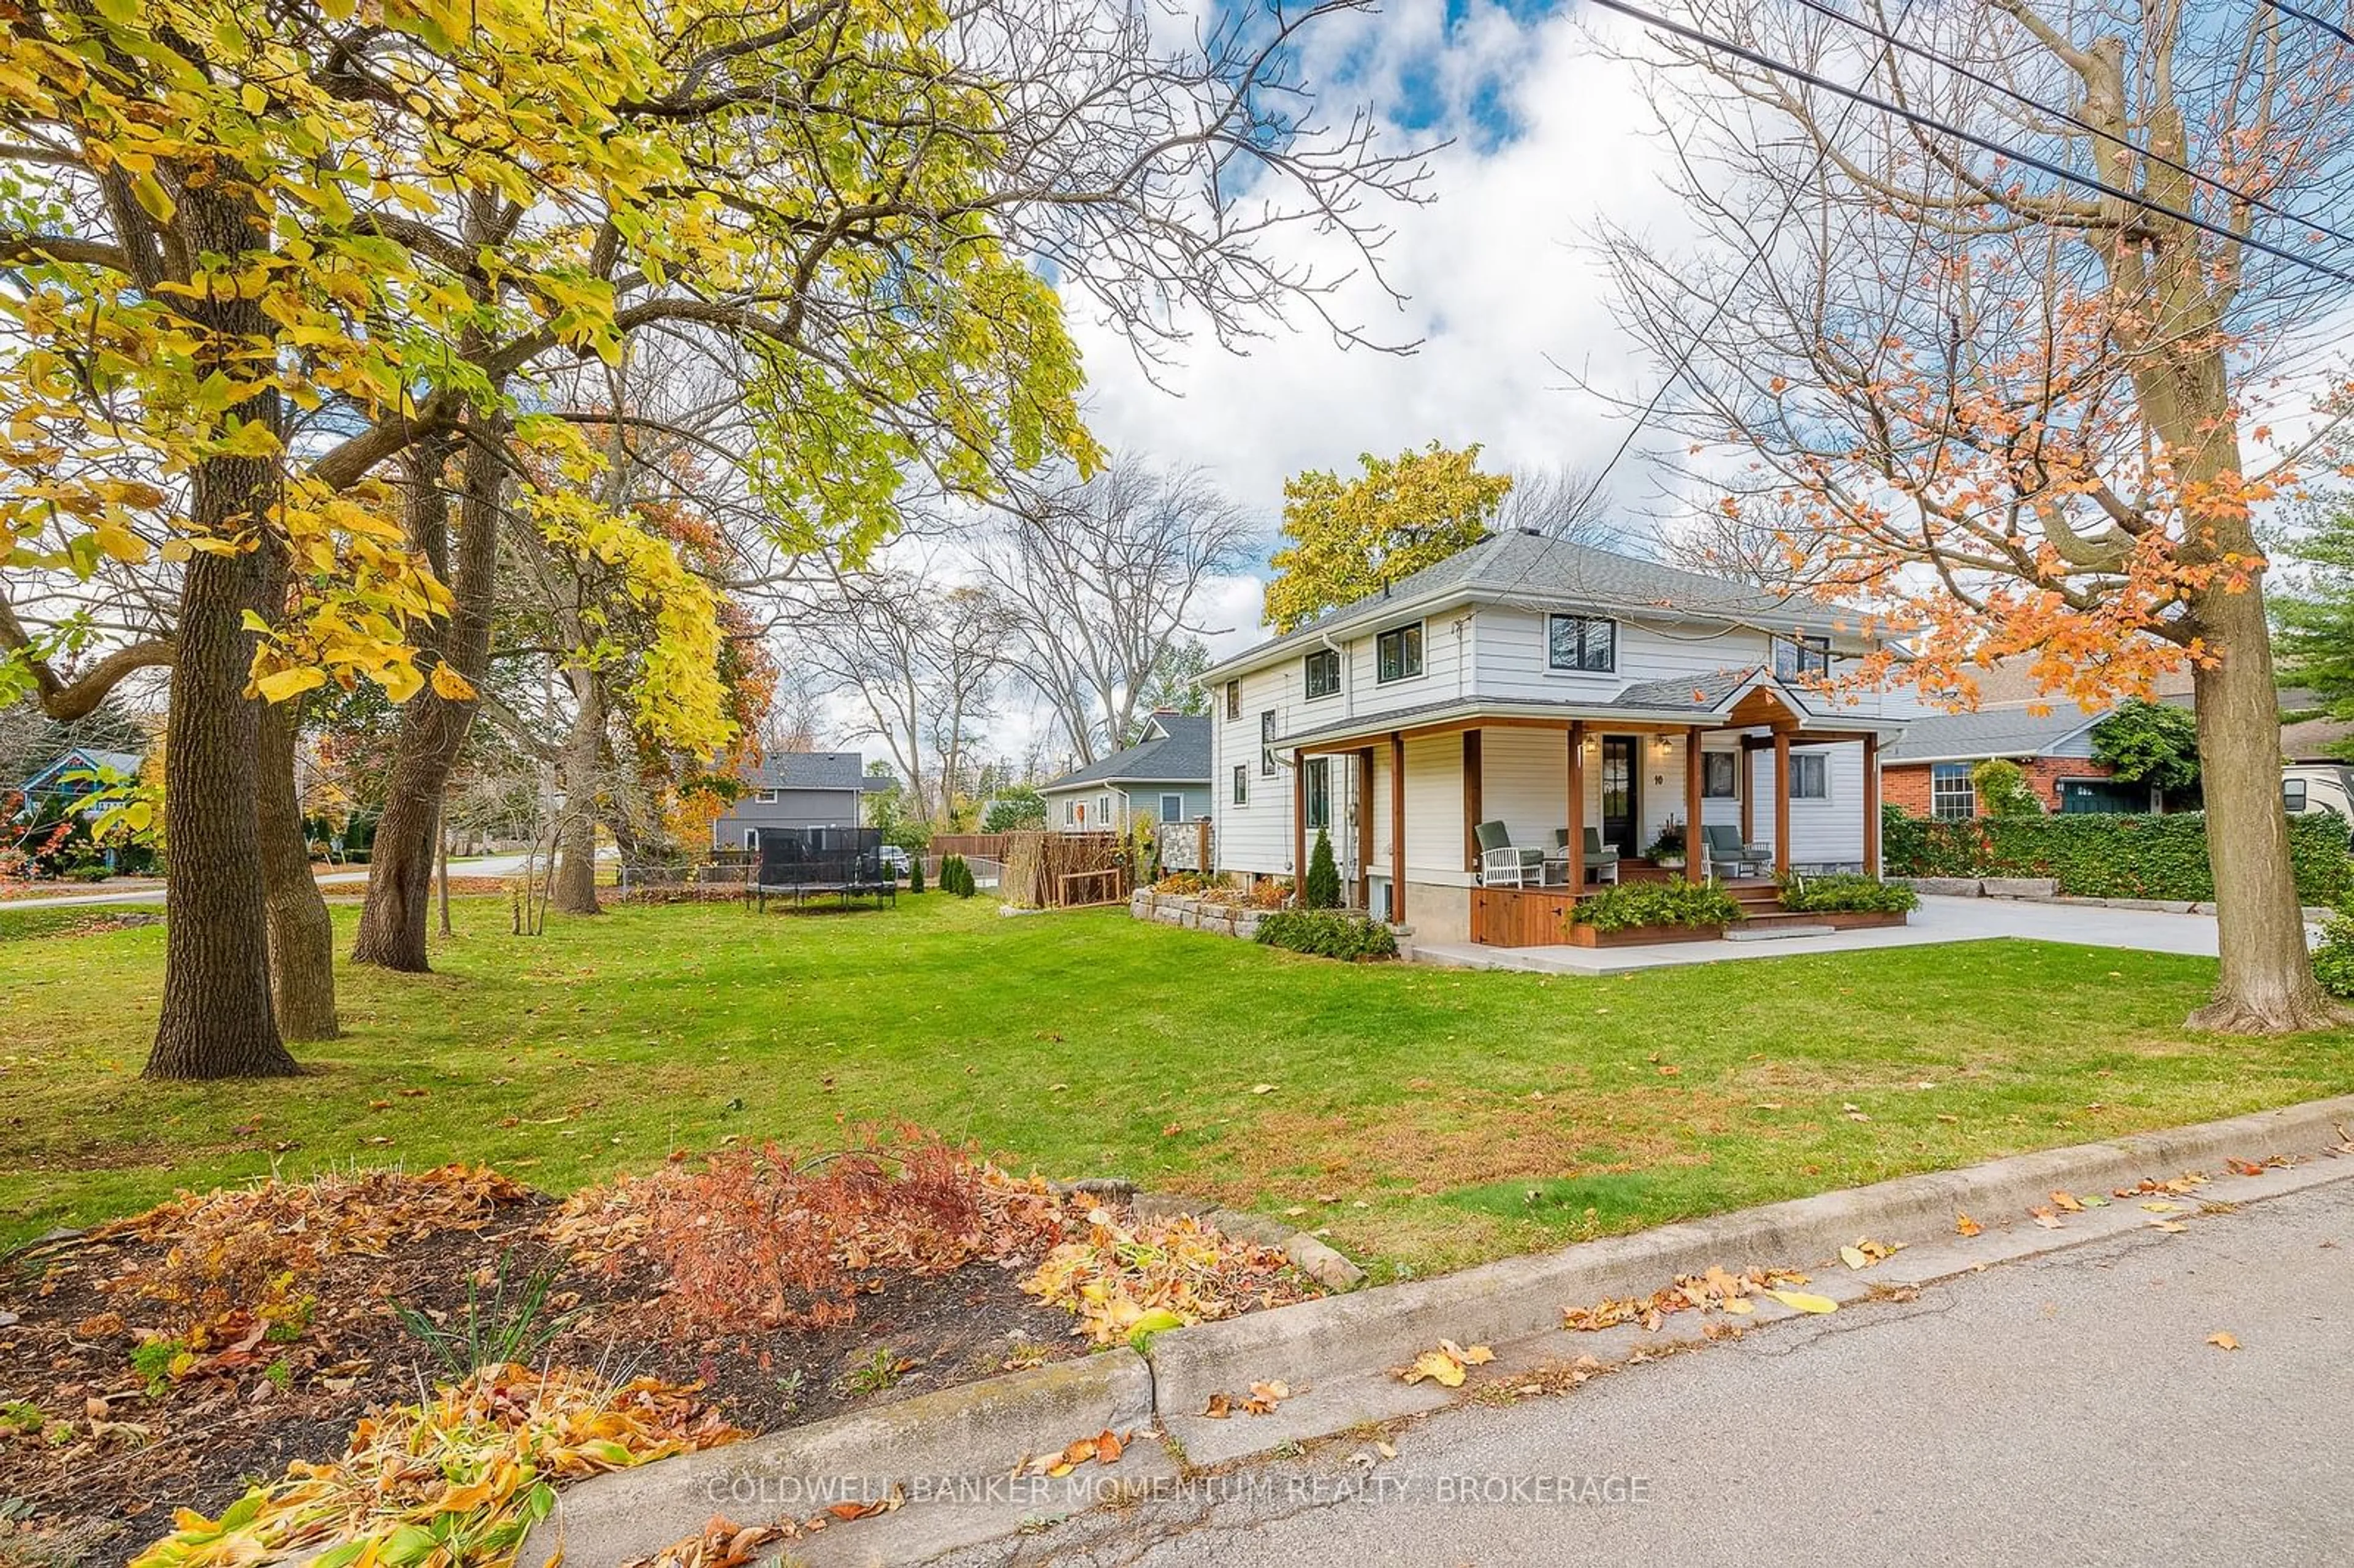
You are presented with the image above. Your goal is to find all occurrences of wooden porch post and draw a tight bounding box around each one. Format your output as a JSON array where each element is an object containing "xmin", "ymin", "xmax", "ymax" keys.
[
  {"xmin": 1740, "ymin": 745, "xmax": 1754, "ymax": 843},
  {"xmin": 1462, "ymin": 729, "xmax": 1483, "ymax": 873},
  {"xmin": 1354, "ymin": 747, "xmax": 1374, "ymax": 910},
  {"xmin": 1291, "ymin": 748, "xmax": 1307, "ymax": 892},
  {"xmin": 1862, "ymin": 733, "xmax": 1881, "ymax": 877},
  {"xmin": 1683, "ymin": 725, "xmax": 1705, "ymax": 885},
  {"xmin": 1773, "ymin": 731, "xmax": 1792, "ymax": 878},
  {"xmin": 1565, "ymin": 722, "xmax": 1585, "ymax": 896},
  {"xmin": 1389, "ymin": 731, "xmax": 1406, "ymax": 924}
]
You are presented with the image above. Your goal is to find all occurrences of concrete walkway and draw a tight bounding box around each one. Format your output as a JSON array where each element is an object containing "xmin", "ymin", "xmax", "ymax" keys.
[
  {"xmin": 0, "ymin": 854, "xmax": 541, "ymax": 911},
  {"xmin": 1413, "ymin": 893, "xmax": 2249, "ymax": 975}
]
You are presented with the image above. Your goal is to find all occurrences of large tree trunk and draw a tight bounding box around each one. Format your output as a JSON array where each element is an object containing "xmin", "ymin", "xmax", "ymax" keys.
[
  {"xmin": 552, "ymin": 671, "xmax": 603, "ymax": 915},
  {"xmin": 352, "ymin": 418, "xmax": 504, "ymax": 970},
  {"xmin": 146, "ymin": 190, "xmax": 299, "ymax": 1081},
  {"xmin": 257, "ymin": 696, "xmax": 339, "ymax": 1040},
  {"xmin": 2187, "ymin": 581, "xmax": 2339, "ymax": 1032}
]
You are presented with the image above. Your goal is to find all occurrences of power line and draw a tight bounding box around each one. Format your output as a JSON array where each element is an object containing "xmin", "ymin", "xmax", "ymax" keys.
[
  {"xmin": 2268, "ymin": 0, "xmax": 2354, "ymax": 51},
  {"xmin": 1788, "ymin": 0, "xmax": 2354, "ymax": 253},
  {"xmin": 1581, "ymin": 0, "xmax": 2354, "ymax": 286}
]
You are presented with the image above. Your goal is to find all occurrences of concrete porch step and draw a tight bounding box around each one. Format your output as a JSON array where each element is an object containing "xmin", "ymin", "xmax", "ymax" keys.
[{"xmin": 1723, "ymin": 921, "xmax": 1836, "ymax": 942}]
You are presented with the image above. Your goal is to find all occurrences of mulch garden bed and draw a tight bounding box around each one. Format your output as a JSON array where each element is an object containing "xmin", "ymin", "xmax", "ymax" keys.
[{"xmin": 0, "ymin": 1143, "xmax": 1319, "ymax": 1567}]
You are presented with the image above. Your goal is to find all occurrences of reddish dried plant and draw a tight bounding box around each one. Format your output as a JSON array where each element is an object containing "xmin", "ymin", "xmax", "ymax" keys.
[{"xmin": 630, "ymin": 1128, "xmax": 1068, "ymax": 1331}]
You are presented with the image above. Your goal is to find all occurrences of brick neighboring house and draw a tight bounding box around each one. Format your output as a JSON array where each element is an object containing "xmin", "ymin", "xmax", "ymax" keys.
[{"xmin": 1883, "ymin": 661, "xmax": 2198, "ymax": 818}]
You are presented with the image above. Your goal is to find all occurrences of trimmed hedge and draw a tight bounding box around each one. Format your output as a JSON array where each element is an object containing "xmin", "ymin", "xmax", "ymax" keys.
[
  {"xmin": 1882, "ymin": 807, "xmax": 2353, "ymax": 905},
  {"xmin": 1572, "ymin": 881, "xmax": 1742, "ymax": 933},
  {"xmin": 1253, "ymin": 910, "xmax": 1399, "ymax": 961},
  {"xmin": 1778, "ymin": 873, "xmax": 1919, "ymax": 915},
  {"xmin": 2314, "ymin": 910, "xmax": 2354, "ymax": 998}
]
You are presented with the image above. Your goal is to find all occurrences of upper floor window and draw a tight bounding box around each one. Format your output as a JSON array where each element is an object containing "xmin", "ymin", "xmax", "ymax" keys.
[
  {"xmin": 1547, "ymin": 614, "xmax": 1616, "ymax": 672},
  {"xmin": 1304, "ymin": 648, "xmax": 1342, "ymax": 700},
  {"xmin": 1789, "ymin": 752, "xmax": 1829, "ymax": 799},
  {"xmin": 1260, "ymin": 710, "xmax": 1277, "ymax": 777},
  {"xmin": 1225, "ymin": 679, "xmax": 1241, "ymax": 720},
  {"xmin": 1930, "ymin": 763, "xmax": 1976, "ymax": 820},
  {"xmin": 1375, "ymin": 622, "xmax": 1424, "ymax": 684},
  {"xmin": 755, "ymin": 789, "xmax": 780, "ymax": 804},
  {"xmin": 1775, "ymin": 634, "xmax": 1832, "ymax": 680}
]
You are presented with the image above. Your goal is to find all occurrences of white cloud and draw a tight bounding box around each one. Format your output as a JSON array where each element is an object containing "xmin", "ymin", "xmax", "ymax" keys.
[{"xmin": 1064, "ymin": 1, "xmax": 1680, "ymax": 572}]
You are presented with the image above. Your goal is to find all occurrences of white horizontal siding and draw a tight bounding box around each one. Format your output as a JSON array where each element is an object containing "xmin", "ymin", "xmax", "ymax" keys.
[{"xmin": 1748, "ymin": 742, "xmax": 1868, "ymax": 867}]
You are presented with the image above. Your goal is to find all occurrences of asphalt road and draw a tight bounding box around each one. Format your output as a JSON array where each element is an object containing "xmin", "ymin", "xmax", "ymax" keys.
[{"xmin": 1034, "ymin": 1176, "xmax": 2354, "ymax": 1568}]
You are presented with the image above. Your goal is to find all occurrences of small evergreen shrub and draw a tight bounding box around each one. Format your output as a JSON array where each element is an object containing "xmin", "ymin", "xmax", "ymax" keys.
[
  {"xmin": 1571, "ymin": 881, "xmax": 1741, "ymax": 933},
  {"xmin": 908, "ymin": 857, "xmax": 925, "ymax": 894},
  {"xmin": 1253, "ymin": 910, "xmax": 1398, "ymax": 961},
  {"xmin": 1777, "ymin": 873, "xmax": 1919, "ymax": 914},
  {"xmin": 938, "ymin": 855, "xmax": 977, "ymax": 897},
  {"xmin": 1304, "ymin": 828, "xmax": 1341, "ymax": 909}
]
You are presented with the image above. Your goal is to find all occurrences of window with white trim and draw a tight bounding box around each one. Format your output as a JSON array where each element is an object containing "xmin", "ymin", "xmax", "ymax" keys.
[
  {"xmin": 755, "ymin": 789, "xmax": 780, "ymax": 804},
  {"xmin": 1260, "ymin": 710, "xmax": 1277, "ymax": 777},
  {"xmin": 1789, "ymin": 752, "xmax": 1829, "ymax": 799},
  {"xmin": 1375, "ymin": 622, "xmax": 1424, "ymax": 683},
  {"xmin": 1160, "ymin": 792, "xmax": 1186, "ymax": 823},
  {"xmin": 1225, "ymin": 679, "xmax": 1241, "ymax": 720},
  {"xmin": 1702, "ymin": 751, "xmax": 1737, "ymax": 798},
  {"xmin": 1232, "ymin": 765, "xmax": 1249, "ymax": 806},
  {"xmin": 1930, "ymin": 763, "xmax": 1976, "ymax": 820},
  {"xmin": 1097, "ymin": 794, "xmax": 1111, "ymax": 824},
  {"xmin": 1304, "ymin": 647, "xmax": 1342, "ymax": 699},
  {"xmin": 1063, "ymin": 798, "xmax": 1078, "ymax": 825},
  {"xmin": 1775, "ymin": 635, "xmax": 1832, "ymax": 680},
  {"xmin": 1547, "ymin": 614, "xmax": 1616, "ymax": 672}
]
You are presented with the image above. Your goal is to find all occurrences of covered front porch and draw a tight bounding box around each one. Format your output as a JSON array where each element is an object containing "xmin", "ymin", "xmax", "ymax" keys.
[{"xmin": 1281, "ymin": 675, "xmax": 1903, "ymax": 948}]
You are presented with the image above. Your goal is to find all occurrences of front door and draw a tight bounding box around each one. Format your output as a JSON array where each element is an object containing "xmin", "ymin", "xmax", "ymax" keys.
[{"xmin": 1600, "ymin": 736, "xmax": 1640, "ymax": 858}]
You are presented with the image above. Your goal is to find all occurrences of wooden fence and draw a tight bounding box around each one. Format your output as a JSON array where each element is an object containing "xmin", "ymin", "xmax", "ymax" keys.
[{"xmin": 997, "ymin": 831, "xmax": 1128, "ymax": 908}]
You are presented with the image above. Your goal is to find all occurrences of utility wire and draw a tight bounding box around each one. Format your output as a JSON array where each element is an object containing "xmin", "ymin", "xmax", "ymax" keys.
[
  {"xmin": 1580, "ymin": 0, "xmax": 2354, "ymax": 286},
  {"xmin": 2268, "ymin": 0, "xmax": 2354, "ymax": 51},
  {"xmin": 1788, "ymin": 0, "xmax": 2354, "ymax": 252}
]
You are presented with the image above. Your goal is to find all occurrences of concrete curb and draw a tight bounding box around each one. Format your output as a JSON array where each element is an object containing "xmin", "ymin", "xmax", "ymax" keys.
[
  {"xmin": 519, "ymin": 1093, "xmax": 2354, "ymax": 1564},
  {"xmin": 518, "ymin": 1353, "xmax": 1159, "ymax": 1567}
]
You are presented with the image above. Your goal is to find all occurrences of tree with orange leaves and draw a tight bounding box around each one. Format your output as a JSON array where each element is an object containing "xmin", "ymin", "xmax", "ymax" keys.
[{"xmin": 1593, "ymin": 0, "xmax": 2354, "ymax": 1031}]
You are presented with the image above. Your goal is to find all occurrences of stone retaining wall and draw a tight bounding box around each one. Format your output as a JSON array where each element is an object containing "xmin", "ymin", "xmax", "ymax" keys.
[
  {"xmin": 1129, "ymin": 888, "xmax": 1269, "ymax": 940},
  {"xmin": 1889, "ymin": 875, "xmax": 2331, "ymax": 921}
]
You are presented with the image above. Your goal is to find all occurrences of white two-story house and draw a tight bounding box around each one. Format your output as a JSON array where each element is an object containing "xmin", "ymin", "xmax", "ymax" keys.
[{"xmin": 1200, "ymin": 530, "xmax": 1924, "ymax": 946}]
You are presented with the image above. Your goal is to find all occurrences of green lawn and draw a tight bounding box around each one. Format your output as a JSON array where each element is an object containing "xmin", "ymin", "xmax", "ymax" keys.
[{"xmin": 6, "ymin": 894, "xmax": 2352, "ymax": 1276}]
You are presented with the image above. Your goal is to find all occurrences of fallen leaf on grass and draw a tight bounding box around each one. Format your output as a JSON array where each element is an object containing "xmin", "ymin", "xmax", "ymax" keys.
[
  {"xmin": 2208, "ymin": 1332, "xmax": 2239, "ymax": 1352},
  {"xmin": 1396, "ymin": 1340, "xmax": 1494, "ymax": 1388},
  {"xmin": 1762, "ymin": 1288, "xmax": 1838, "ymax": 1315},
  {"xmin": 1955, "ymin": 1213, "xmax": 1983, "ymax": 1238}
]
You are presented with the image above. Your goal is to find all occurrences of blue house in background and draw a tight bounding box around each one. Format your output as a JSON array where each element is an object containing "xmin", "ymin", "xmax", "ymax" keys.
[
  {"xmin": 1037, "ymin": 713, "xmax": 1213, "ymax": 832},
  {"xmin": 13, "ymin": 746, "xmax": 143, "ymax": 818}
]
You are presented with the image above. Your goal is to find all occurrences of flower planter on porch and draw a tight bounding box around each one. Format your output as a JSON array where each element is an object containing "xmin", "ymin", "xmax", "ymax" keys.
[{"xmin": 1566, "ymin": 921, "xmax": 1727, "ymax": 947}]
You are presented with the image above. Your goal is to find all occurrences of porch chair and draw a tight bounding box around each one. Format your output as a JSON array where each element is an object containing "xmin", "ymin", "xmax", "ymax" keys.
[
  {"xmin": 1556, "ymin": 826, "xmax": 1621, "ymax": 886},
  {"xmin": 1474, "ymin": 820, "xmax": 1545, "ymax": 888},
  {"xmin": 1701, "ymin": 823, "xmax": 1772, "ymax": 881}
]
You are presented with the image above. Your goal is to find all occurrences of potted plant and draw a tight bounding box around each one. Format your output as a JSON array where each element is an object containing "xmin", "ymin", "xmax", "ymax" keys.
[{"xmin": 1644, "ymin": 817, "xmax": 1686, "ymax": 870}]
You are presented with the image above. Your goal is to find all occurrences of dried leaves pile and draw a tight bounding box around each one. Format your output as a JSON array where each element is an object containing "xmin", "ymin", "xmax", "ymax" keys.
[
  {"xmin": 129, "ymin": 1363, "xmax": 737, "ymax": 1568},
  {"xmin": 1562, "ymin": 1266, "xmax": 1821, "ymax": 1333},
  {"xmin": 95, "ymin": 1164, "xmax": 532, "ymax": 1344},
  {"xmin": 1019, "ymin": 1208, "xmax": 1317, "ymax": 1345}
]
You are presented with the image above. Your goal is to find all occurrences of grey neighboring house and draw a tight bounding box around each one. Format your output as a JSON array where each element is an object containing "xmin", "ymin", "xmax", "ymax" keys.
[
  {"xmin": 1037, "ymin": 713, "xmax": 1212, "ymax": 832},
  {"xmin": 709, "ymin": 752, "xmax": 890, "ymax": 850}
]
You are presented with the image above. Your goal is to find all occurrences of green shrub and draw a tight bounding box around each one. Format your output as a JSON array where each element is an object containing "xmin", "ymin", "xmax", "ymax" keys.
[
  {"xmin": 1777, "ymin": 873, "xmax": 1919, "ymax": 914},
  {"xmin": 1304, "ymin": 828, "xmax": 1341, "ymax": 910},
  {"xmin": 1970, "ymin": 759, "xmax": 2045, "ymax": 816},
  {"xmin": 1253, "ymin": 910, "xmax": 1398, "ymax": 961},
  {"xmin": 1882, "ymin": 808, "xmax": 2352, "ymax": 904},
  {"xmin": 939, "ymin": 855, "xmax": 977, "ymax": 897},
  {"xmin": 1572, "ymin": 880, "xmax": 1740, "ymax": 933},
  {"xmin": 2314, "ymin": 908, "xmax": 2354, "ymax": 999},
  {"xmin": 908, "ymin": 856, "xmax": 925, "ymax": 894}
]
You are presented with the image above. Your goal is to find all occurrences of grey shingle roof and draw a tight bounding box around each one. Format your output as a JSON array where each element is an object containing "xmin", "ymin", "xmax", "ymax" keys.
[
  {"xmin": 1609, "ymin": 669, "xmax": 1762, "ymax": 712},
  {"xmin": 1041, "ymin": 715, "xmax": 1211, "ymax": 790},
  {"xmin": 744, "ymin": 752, "xmax": 885, "ymax": 792},
  {"xmin": 1881, "ymin": 706, "xmax": 2103, "ymax": 763},
  {"xmin": 1214, "ymin": 531, "xmax": 1863, "ymax": 674}
]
